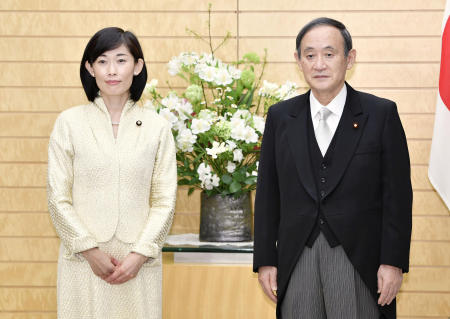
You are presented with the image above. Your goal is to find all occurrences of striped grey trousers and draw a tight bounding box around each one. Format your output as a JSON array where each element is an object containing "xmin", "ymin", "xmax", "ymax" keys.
[{"xmin": 281, "ymin": 233, "xmax": 380, "ymax": 319}]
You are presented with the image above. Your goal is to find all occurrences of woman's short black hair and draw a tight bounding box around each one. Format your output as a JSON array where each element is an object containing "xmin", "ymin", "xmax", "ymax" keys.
[{"xmin": 80, "ymin": 27, "xmax": 147, "ymax": 102}]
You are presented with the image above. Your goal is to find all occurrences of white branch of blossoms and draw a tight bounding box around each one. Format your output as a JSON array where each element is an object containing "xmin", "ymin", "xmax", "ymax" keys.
[
  {"xmin": 144, "ymin": 46, "xmax": 299, "ymax": 194},
  {"xmin": 206, "ymin": 141, "xmax": 229, "ymax": 159},
  {"xmin": 168, "ymin": 52, "xmax": 241, "ymax": 87}
]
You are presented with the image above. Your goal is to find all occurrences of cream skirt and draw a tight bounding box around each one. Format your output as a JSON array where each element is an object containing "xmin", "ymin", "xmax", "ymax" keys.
[{"xmin": 57, "ymin": 236, "xmax": 162, "ymax": 319}]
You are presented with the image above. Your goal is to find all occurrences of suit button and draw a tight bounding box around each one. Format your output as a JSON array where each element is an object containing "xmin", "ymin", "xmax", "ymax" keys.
[
  {"xmin": 321, "ymin": 163, "xmax": 327, "ymax": 170},
  {"xmin": 319, "ymin": 218, "xmax": 325, "ymax": 225},
  {"xmin": 320, "ymin": 190, "xmax": 326, "ymax": 197},
  {"xmin": 320, "ymin": 177, "xmax": 326, "ymax": 183}
]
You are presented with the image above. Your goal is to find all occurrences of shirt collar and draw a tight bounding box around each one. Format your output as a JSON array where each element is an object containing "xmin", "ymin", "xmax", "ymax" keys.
[
  {"xmin": 93, "ymin": 96, "xmax": 136, "ymax": 115},
  {"xmin": 310, "ymin": 84, "xmax": 347, "ymax": 119}
]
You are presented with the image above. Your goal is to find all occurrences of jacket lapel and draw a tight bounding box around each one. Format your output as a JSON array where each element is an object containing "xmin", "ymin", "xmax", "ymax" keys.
[
  {"xmin": 324, "ymin": 83, "xmax": 368, "ymax": 197},
  {"xmin": 286, "ymin": 92, "xmax": 317, "ymax": 202},
  {"xmin": 86, "ymin": 98, "xmax": 116, "ymax": 154}
]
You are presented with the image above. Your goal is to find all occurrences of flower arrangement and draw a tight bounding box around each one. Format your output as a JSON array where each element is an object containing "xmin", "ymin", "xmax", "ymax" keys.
[{"xmin": 143, "ymin": 9, "xmax": 298, "ymax": 197}]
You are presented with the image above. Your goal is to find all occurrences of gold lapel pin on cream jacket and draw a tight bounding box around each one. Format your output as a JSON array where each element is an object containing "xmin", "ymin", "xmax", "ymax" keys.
[{"xmin": 47, "ymin": 97, "xmax": 177, "ymax": 260}]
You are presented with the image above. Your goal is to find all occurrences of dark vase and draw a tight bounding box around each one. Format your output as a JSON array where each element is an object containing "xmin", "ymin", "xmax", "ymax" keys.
[{"xmin": 199, "ymin": 192, "xmax": 253, "ymax": 242}]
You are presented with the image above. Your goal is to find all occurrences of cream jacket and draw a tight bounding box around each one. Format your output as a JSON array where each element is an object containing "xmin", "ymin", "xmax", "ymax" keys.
[{"xmin": 47, "ymin": 97, "xmax": 177, "ymax": 259}]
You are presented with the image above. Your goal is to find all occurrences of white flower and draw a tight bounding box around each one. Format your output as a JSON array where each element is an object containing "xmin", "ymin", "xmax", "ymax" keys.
[
  {"xmin": 229, "ymin": 117, "xmax": 259, "ymax": 143},
  {"xmin": 161, "ymin": 94, "xmax": 193, "ymax": 120},
  {"xmin": 197, "ymin": 162, "xmax": 212, "ymax": 180},
  {"xmin": 276, "ymin": 85, "xmax": 289, "ymax": 99},
  {"xmin": 199, "ymin": 53, "xmax": 216, "ymax": 65},
  {"xmin": 230, "ymin": 117, "xmax": 246, "ymax": 129},
  {"xmin": 194, "ymin": 63, "xmax": 203, "ymax": 74},
  {"xmin": 198, "ymin": 65, "xmax": 217, "ymax": 82},
  {"xmin": 202, "ymin": 179, "xmax": 213, "ymax": 190},
  {"xmin": 233, "ymin": 109, "xmax": 252, "ymax": 121},
  {"xmin": 159, "ymin": 108, "xmax": 178, "ymax": 126},
  {"xmin": 198, "ymin": 163, "xmax": 220, "ymax": 190},
  {"xmin": 257, "ymin": 80, "xmax": 298, "ymax": 100},
  {"xmin": 191, "ymin": 118, "xmax": 211, "ymax": 134},
  {"xmin": 230, "ymin": 118, "xmax": 258, "ymax": 143},
  {"xmin": 172, "ymin": 120, "xmax": 186, "ymax": 132},
  {"xmin": 180, "ymin": 52, "xmax": 199, "ymax": 66},
  {"xmin": 176, "ymin": 128, "xmax": 197, "ymax": 152},
  {"xmin": 176, "ymin": 99, "xmax": 194, "ymax": 120},
  {"xmin": 226, "ymin": 162, "xmax": 236, "ymax": 173},
  {"xmin": 167, "ymin": 57, "xmax": 182, "ymax": 76},
  {"xmin": 242, "ymin": 126, "xmax": 258, "ymax": 144},
  {"xmin": 283, "ymin": 91, "xmax": 298, "ymax": 100},
  {"xmin": 211, "ymin": 174, "xmax": 220, "ymax": 187},
  {"xmin": 203, "ymin": 181, "xmax": 213, "ymax": 190},
  {"xmin": 233, "ymin": 149, "xmax": 243, "ymax": 163},
  {"xmin": 161, "ymin": 94, "xmax": 181, "ymax": 111},
  {"xmin": 230, "ymin": 124, "xmax": 247, "ymax": 142},
  {"xmin": 277, "ymin": 81, "xmax": 298, "ymax": 100},
  {"xmin": 214, "ymin": 68, "xmax": 233, "ymax": 86},
  {"xmin": 206, "ymin": 141, "xmax": 228, "ymax": 159},
  {"xmin": 253, "ymin": 115, "xmax": 265, "ymax": 134},
  {"xmin": 228, "ymin": 66, "xmax": 242, "ymax": 79},
  {"xmin": 226, "ymin": 140, "xmax": 237, "ymax": 151},
  {"xmin": 252, "ymin": 171, "xmax": 258, "ymax": 176},
  {"xmin": 230, "ymin": 118, "xmax": 250, "ymax": 142},
  {"xmin": 205, "ymin": 175, "xmax": 220, "ymax": 190},
  {"xmin": 198, "ymin": 109, "xmax": 215, "ymax": 123},
  {"xmin": 145, "ymin": 79, "xmax": 158, "ymax": 93},
  {"xmin": 258, "ymin": 80, "xmax": 279, "ymax": 97}
]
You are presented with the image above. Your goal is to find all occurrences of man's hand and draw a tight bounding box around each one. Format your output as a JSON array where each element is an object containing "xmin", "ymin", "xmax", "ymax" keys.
[
  {"xmin": 377, "ymin": 264, "xmax": 403, "ymax": 306},
  {"xmin": 258, "ymin": 266, "xmax": 278, "ymax": 303},
  {"xmin": 105, "ymin": 252, "xmax": 149, "ymax": 285},
  {"xmin": 82, "ymin": 248, "xmax": 118, "ymax": 280}
]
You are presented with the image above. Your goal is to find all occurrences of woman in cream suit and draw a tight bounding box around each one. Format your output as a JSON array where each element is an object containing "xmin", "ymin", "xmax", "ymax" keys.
[{"xmin": 47, "ymin": 27, "xmax": 177, "ymax": 319}]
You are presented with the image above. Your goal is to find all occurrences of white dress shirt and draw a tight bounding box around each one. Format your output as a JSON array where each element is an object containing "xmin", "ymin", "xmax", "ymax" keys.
[{"xmin": 310, "ymin": 85, "xmax": 347, "ymax": 153}]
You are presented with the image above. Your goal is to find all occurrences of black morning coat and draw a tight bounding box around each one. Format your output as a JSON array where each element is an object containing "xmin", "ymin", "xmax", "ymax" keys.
[{"xmin": 253, "ymin": 83, "xmax": 413, "ymax": 319}]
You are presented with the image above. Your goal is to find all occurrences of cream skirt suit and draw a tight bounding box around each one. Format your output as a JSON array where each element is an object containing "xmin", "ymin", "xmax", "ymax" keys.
[{"xmin": 47, "ymin": 97, "xmax": 177, "ymax": 319}]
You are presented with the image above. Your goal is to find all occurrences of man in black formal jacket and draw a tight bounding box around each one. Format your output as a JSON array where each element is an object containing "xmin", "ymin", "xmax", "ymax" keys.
[{"xmin": 253, "ymin": 17, "xmax": 412, "ymax": 319}]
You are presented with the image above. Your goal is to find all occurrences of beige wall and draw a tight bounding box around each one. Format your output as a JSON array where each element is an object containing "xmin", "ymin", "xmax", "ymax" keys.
[{"xmin": 0, "ymin": 0, "xmax": 449, "ymax": 318}]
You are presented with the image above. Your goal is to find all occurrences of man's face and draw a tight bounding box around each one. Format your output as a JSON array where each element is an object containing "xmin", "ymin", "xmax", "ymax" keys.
[{"xmin": 295, "ymin": 25, "xmax": 355, "ymax": 99}]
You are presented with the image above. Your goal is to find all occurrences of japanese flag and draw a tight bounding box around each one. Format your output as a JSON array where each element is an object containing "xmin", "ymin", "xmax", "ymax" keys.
[{"xmin": 429, "ymin": 0, "xmax": 450, "ymax": 209}]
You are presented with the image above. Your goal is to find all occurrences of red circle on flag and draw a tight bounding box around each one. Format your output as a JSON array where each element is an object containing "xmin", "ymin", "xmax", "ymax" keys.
[{"xmin": 440, "ymin": 17, "xmax": 450, "ymax": 111}]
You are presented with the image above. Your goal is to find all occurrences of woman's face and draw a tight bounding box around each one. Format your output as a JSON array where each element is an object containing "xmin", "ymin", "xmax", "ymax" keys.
[{"xmin": 85, "ymin": 44, "xmax": 143, "ymax": 100}]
